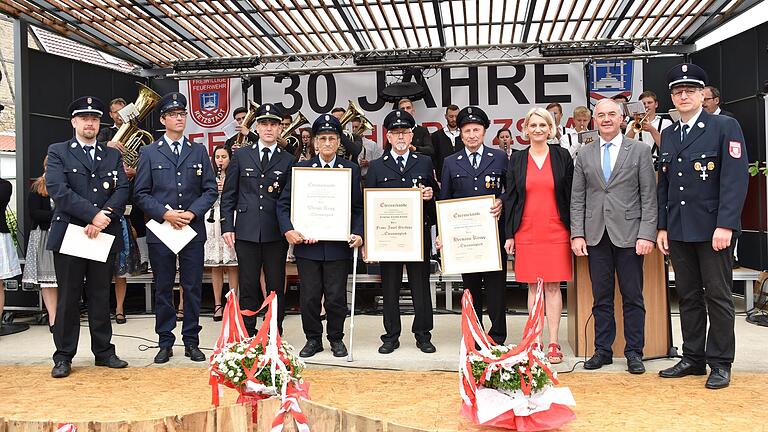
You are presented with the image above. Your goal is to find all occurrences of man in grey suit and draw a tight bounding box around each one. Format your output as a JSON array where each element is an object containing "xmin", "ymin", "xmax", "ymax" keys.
[{"xmin": 570, "ymin": 98, "xmax": 658, "ymax": 374}]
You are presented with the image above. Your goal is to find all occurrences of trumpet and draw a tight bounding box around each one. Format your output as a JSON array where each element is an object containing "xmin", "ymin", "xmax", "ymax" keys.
[
  {"xmin": 232, "ymin": 100, "xmax": 260, "ymax": 149},
  {"xmin": 280, "ymin": 111, "xmax": 309, "ymax": 150},
  {"xmin": 632, "ymin": 110, "xmax": 652, "ymax": 133}
]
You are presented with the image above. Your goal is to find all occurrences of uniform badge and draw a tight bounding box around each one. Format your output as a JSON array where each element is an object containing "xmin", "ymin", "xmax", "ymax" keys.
[
  {"xmin": 729, "ymin": 141, "xmax": 742, "ymax": 158},
  {"xmin": 707, "ymin": 161, "xmax": 715, "ymax": 170},
  {"xmin": 412, "ymin": 179, "xmax": 418, "ymax": 188},
  {"xmin": 103, "ymin": 181, "xmax": 110, "ymax": 190},
  {"xmin": 112, "ymin": 170, "xmax": 118, "ymax": 188},
  {"xmin": 694, "ymin": 162, "xmax": 702, "ymax": 171},
  {"xmin": 196, "ymin": 164, "xmax": 202, "ymax": 176},
  {"xmin": 268, "ymin": 185, "xmax": 274, "ymax": 193}
]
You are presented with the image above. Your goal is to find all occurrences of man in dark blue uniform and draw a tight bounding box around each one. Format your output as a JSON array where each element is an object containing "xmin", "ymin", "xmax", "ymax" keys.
[
  {"xmin": 438, "ymin": 106, "xmax": 507, "ymax": 344},
  {"xmin": 656, "ymin": 64, "xmax": 749, "ymax": 389},
  {"xmin": 45, "ymin": 96, "xmax": 130, "ymax": 378},
  {"xmin": 365, "ymin": 109, "xmax": 437, "ymax": 354},
  {"xmin": 221, "ymin": 103, "xmax": 296, "ymax": 336},
  {"xmin": 278, "ymin": 114, "xmax": 364, "ymax": 358},
  {"xmin": 133, "ymin": 92, "xmax": 218, "ymax": 364}
]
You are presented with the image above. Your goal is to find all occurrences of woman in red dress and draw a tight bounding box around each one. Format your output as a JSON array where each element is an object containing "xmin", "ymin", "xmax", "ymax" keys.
[{"xmin": 504, "ymin": 107, "xmax": 574, "ymax": 363}]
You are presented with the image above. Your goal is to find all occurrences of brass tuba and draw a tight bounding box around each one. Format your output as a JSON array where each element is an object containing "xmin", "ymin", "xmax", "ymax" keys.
[
  {"xmin": 112, "ymin": 83, "xmax": 161, "ymax": 168},
  {"xmin": 337, "ymin": 100, "xmax": 373, "ymax": 159},
  {"xmin": 280, "ymin": 111, "xmax": 309, "ymax": 150},
  {"xmin": 232, "ymin": 100, "xmax": 260, "ymax": 149}
]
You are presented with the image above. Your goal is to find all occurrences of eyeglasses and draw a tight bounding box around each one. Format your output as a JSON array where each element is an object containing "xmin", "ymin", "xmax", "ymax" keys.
[
  {"xmin": 703, "ymin": 97, "xmax": 716, "ymax": 102},
  {"xmin": 671, "ymin": 88, "xmax": 701, "ymax": 97},
  {"xmin": 387, "ymin": 130, "xmax": 413, "ymax": 137},
  {"xmin": 163, "ymin": 111, "xmax": 187, "ymax": 119}
]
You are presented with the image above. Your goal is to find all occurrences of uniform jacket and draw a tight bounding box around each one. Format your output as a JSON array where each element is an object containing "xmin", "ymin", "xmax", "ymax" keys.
[
  {"xmin": 45, "ymin": 138, "xmax": 129, "ymax": 252},
  {"xmin": 570, "ymin": 136, "xmax": 657, "ymax": 248},
  {"xmin": 365, "ymin": 151, "xmax": 438, "ymax": 230},
  {"xmin": 220, "ymin": 143, "xmax": 296, "ymax": 243},
  {"xmin": 277, "ymin": 156, "xmax": 364, "ymax": 261},
  {"xmin": 133, "ymin": 137, "xmax": 218, "ymax": 244},
  {"xmin": 657, "ymin": 110, "xmax": 748, "ymax": 242},
  {"xmin": 439, "ymin": 145, "xmax": 508, "ymax": 240}
]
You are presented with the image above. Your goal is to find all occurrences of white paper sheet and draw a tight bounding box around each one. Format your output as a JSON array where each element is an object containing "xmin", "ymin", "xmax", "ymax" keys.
[
  {"xmin": 59, "ymin": 224, "xmax": 115, "ymax": 262},
  {"xmin": 145, "ymin": 219, "xmax": 197, "ymax": 254}
]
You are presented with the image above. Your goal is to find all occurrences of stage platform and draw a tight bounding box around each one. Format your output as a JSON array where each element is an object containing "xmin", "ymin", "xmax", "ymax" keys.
[{"xmin": 0, "ymin": 366, "xmax": 765, "ymax": 431}]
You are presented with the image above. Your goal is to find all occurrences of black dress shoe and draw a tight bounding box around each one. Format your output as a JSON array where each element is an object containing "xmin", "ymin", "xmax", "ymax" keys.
[
  {"xmin": 185, "ymin": 345, "xmax": 206, "ymax": 362},
  {"xmin": 51, "ymin": 360, "xmax": 71, "ymax": 378},
  {"xmin": 416, "ymin": 340, "xmax": 437, "ymax": 353},
  {"xmin": 299, "ymin": 340, "xmax": 323, "ymax": 358},
  {"xmin": 95, "ymin": 354, "xmax": 128, "ymax": 369},
  {"xmin": 584, "ymin": 352, "xmax": 613, "ymax": 370},
  {"xmin": 378, "ymin": 340, "xmax": 400, "ymax": 354},
  {"xmin": 330, "ymin": 340, "xmax": 348, "ymax": 357},
  {"xmin": 154, "ymin": 347, "xmax": 173, "ymax": 364},
  {"xmin": 705, "ymin": 368, "xmax": 731, "ymax": 389},
  {"xmin": 626, "ymin": 355, "xmax": 645, "ymax": 374},
  {"xmin": 659, "ymin": 359, "xmax": 707, "ymax": 378}
]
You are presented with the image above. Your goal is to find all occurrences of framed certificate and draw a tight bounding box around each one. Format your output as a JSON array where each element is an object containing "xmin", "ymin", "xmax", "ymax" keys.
[
  {"xmin": 290, "ymin": 167, "xmax": 352, "ymax": 241},
  {"xmin": 364, "ymin": 188, "xmax": 423, "ymax": 262},
  {"xmin": 436, "ymin": 195, "xmax": 502, "ymax": 275}
]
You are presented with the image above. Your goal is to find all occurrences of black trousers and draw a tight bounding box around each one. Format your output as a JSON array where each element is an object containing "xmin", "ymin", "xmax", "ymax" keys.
[
  {"xmin": 235, "ymin": 239, "xmax": 289, "ymax": 336},
  {"xmin": 586, "ymin": 231, "xmax": 646, "ymax": 357},
  {"xmin": 669, "ymin": 240, "xmax": 735, "ymax": 369},
  {"xmin": 148, "ymin": 241, "xmax": 204, "ymax": 348},
  {"xmin": 52, "ymin": 251, "xmax": 116, "ymax": 363},
  {"xmin": 380, "ymin": 261, "xmax": 433, "ymax": 343},
  {"xmin": 296, "ymin": 258, "xmax": 348, "ymax": 342},
  {"xmin": 461, "ymin": 253, "xmax": 508, "ymax": 344}
]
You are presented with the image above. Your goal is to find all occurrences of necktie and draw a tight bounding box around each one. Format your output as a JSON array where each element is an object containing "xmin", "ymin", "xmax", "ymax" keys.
[
  {"xmin": 471, "ymin": 152, "xmax": 478, "ymax": 169},
  {"xmin": 681, "ymin": 124, "xmax": 690, "ymax": 143},
  {"xmin": 83, "ymin": 145, "xmax": 94, "ymax": 166},
  {"xmin": 324, "ymin": 163, "xmax": 331, "ymax": 169},
  {"xmin": 602, "ymin": 142, "xmax": 613, "ymax": 182},
  {"xmin": 261, "ymin": 147, "xmax": 270, "ymax": 170},
  {"xmin": 171, "ymin": 142, "xmax": 180, "ymax": 160},
  {"xmin": 396, "ymin": 155, "xmax": 405, "ymax": 172}
]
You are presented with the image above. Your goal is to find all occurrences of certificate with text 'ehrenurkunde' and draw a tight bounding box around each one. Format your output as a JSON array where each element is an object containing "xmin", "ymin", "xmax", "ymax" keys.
[
  {"xmin": 436, "ymin": 195, "xmax": 502, "ymax": 275},
  {"xmin": 364, "ymin": 188, "xmax": 423, "ymax": 262},
  {"xmin": 290, "ymin": 167, "xmax": 352, "ymax": 241}
]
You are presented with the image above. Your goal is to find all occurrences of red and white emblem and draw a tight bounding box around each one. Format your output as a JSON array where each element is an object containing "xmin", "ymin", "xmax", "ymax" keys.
[
  {"xmin": 729, "ymin": 141, "xmax": 742, "ymax": 159},
  {"xmin": 188, "ymin": 78, "xmax": 230, "ymax": 128}
]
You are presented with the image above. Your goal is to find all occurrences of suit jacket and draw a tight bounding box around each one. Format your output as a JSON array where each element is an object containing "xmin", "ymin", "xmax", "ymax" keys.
[
  {"xmin": 365, "ymin": 151, "xmax": 438, "ymax": 233},
  {"xmin": 45, "ymin": 139, "xmax": 129, "ymax": 252},
  {"xmin": 431, "ymin": 128, "xmax": 464, "ymax": 180},
  {"xmin": 439, "ymin": 146, "xmax": 508, "ymax": 240},
  {"xmin": 220, "ymin": 143, "xmax": 296, "ymax": 243},
  {"xmin": 570, "ymin": 136, "xmax": 657, "ymax": 248},
  {"xmin": 277, "ymin": 156, "xmax": 364, "ymax": 261},
  {"xmin": 657, "ymin": 110, "xmax": 748, "ymax": 242},
  {"xmin": 504, "ymin": 146, "xmax": 573, "ymax": 238},
  {"xmin": 0, "ymin": 178, "xmax": 11, "ymax": 233},
  {"xmin": 133, "ymin": 137, "xmax": 218, "ymax": 244},
  {"xmin": 411, "ymin": 125, "xmax": 434, "ymax": 157}
]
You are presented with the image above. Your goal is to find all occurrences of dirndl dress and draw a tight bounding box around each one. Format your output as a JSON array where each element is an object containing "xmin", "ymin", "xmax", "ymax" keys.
[
  {"xmin": 204, "ymin": 197, "xmax": 237, "ymax": 266},
  {"xmin": 21, "ymin": 228, "xmax": 57, "ymax": 289},
  {"xmin": 0, "ymin": 232, "xmax": 21, "ymax": 280}
]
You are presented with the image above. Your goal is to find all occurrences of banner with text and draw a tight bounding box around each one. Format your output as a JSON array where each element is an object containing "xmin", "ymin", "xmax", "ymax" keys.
[{"xmin": 179, "ymin": 77, "xmax": 243, "ymax": 154}]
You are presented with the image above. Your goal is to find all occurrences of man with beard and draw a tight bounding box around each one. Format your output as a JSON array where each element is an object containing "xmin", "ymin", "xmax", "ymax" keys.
[
  {"xmin": 365, "ymin": 109, "xmax": 437, "ymax": 354},
  {"xmin": 45, "ymin": 96, "xmax": 130, "ymax": 378},
  {"xmin": 431, "ymin": 104, "xmax": 462, "ymax": 179}
]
